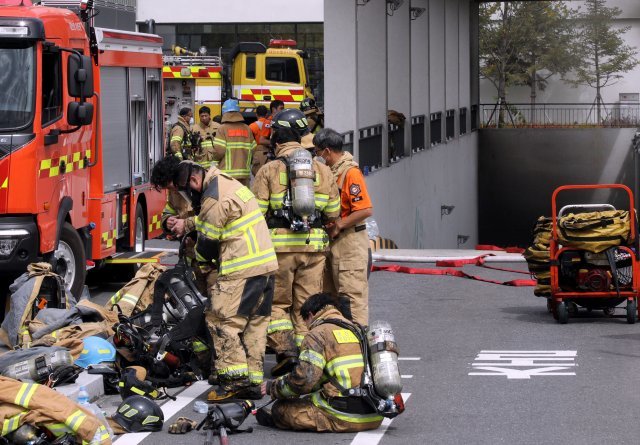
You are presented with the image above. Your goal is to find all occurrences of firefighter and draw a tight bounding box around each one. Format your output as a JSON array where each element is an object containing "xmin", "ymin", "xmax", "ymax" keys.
[
  {"xmin": 213, "ymin": 99, "xmax": 256, "ymax": 187},
  {"xmin": 169, "ymin": 107, "xmax": 194, "ymax": 160},
  {"xmin": 313, "ymin": 128, "xmax": 373, "ymax": 326},
  {"xmin": 300, "ymin": 98, "xmax": 324, "ymax": 134},
  {"xmin": 191, "ymin": 106, "xmax": 220, "ymax": 170},
  {"xmin": 257, "ymin": 292, "xmax": 383, "ymax": 432},
  {"xmin": 0, "ymin": 376, "xmax": 111, "ymax": 443},
  {"xmin": 155, "ymin": 160, "xmax": 278, "ymax": 401},
  {"xmin": 152, "ymin": 155, "xmax": 209, "ymax": 295},
  {"xmin": 252, "ymin": 109, "xmax": 340, "ymax": 376},
  {"xmin": 249, "ymin": 105, "xmax": 271, "ymax": 177}
]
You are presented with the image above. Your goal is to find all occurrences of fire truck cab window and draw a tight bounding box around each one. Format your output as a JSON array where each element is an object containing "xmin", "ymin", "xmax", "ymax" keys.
[
  {"xmin": 41, "ymin": 48, "xmax": 62, "ymax": 126},
  {"xmin": 265, "ymin": 57, "xmax": 300, "ymax": 84},
  {"xmin": 246, "ymin": 56, "xmax": 256, "ymax": 79},
  {"xmin": 0, "ymin": 43, "xmax": 35, "ymax": 131}
]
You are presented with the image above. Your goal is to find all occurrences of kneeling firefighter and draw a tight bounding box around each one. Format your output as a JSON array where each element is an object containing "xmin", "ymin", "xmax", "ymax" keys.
[
  {"xmin": 252, "ymin": 109, "xmax": 340, "ymax": 376},
  {"xmin": 257, "ymin": 293, "xmax": 404, "ymax": 432}
]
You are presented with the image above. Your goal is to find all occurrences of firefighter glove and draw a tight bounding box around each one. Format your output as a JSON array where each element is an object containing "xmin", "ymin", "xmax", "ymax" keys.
[{"xmin": 168, "ymin": 417, "xmax": 197, "ymax": 434}]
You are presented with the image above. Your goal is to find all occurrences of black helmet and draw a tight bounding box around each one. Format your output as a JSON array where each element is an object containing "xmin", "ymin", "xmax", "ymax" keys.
[
  {"xmin": 299, "ymin": 98, "xmax": 317, "ymax": 113},
  {"xmin": 118, "ymin": 366, "xmax": 161, "ymax": 400},
  {"xmin": 271, "ymin": 109, "xmax": 309, "ymax": 136},
  {"xmin": 113, "ymin": 395, "xmax": 164, "ymax": 433}
]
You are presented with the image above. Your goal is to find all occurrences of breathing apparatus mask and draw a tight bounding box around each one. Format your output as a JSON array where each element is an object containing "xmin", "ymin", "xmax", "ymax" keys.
[
  {"xmin": 196, "ymin": 401, "xmax": 256, "ymax": 443},
  {"xmin": 175, "ymin": 161, "xmax": 203, "ymax": 213}
]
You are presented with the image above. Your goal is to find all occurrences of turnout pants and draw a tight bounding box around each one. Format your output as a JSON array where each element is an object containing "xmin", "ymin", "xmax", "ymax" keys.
[
  {"xmin": 324, "ymin": 227, "xmax": 370, "ymax": 326},
  {"xmin": 268, "ymin": 252, "xmax": 325, "ymax": 354},
  {"xmin": 271, "ymin": 398, "xmax": 382, "ymax": 433},
  {"xmin": 206, "ymin": 273, "xmax": 274, "ymax": 384}
]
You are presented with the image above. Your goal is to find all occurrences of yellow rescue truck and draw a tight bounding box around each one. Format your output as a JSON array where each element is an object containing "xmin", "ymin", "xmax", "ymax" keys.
[{"xmin": 163, "ymin": 39, "xmax": 313, "ymax": 125}]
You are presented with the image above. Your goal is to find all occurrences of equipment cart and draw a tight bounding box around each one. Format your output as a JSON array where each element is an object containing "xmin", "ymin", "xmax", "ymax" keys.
[{"xmin": 549, "ymin": 184, "xmax": 639, "ymax": 324}]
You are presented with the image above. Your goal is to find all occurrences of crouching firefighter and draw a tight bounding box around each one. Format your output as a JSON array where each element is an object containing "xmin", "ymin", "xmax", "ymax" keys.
[
  {"xmin": 252, "ymin": 109, "xmax": 340, "ymax": 377},
  {"xmin": 162, "ymin": 160, "xmax": 279, "ymax": 401},
  {"xmin": 258, "ymin": 293, "xmax": 399, "ymax": 432}
]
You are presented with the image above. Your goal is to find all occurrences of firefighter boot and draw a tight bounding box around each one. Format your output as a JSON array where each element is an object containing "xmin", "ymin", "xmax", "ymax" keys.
[{"xmin": 207, "ymin": 378, "xmax": 262, "ymax": 401}]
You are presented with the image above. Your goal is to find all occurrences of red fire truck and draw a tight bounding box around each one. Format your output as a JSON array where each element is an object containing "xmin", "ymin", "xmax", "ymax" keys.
[{"xmin": 0, "ymin": 0, "xmax": 166, "ymax": 297}]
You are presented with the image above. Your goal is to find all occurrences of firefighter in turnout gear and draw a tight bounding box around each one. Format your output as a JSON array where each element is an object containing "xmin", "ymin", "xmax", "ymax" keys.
[
  {"xmin": 300, "ymin": 98, "xmax": 324, "ymax": 134},
  {"xmin": 213, "ymin": 99, "xmax": 256, "ymax": 187},
  {"xmin": 313, "ymin": 129, "xmax": 374, "ymax": 326},
  {"xmin": 153, "ymin": 156, "xmax": 210, "ymax": 295},
  {"xmin": 167, "ymin": 161, "xmax": 278, "ymax": 401},
  {"xmin": 252, "ymin": 109, "xmax": 340, "ymax": 377},
  {"xmin": 249, "ymin": 105, "xmax": 272, "ymax": 177},
  {"xmin": 0, "ymin": 376, "xmax": 111, "ymax": 443},
  {"xmin": 169, "ymin": 107, "xmax": 194, "ymax": 160},
  {"xmin": 257, "ymin": 293, "xmax": 383, "ymax": 432},
  {"xmin": 191, "ymin": 106, "xmax": 220, "ymax": 170}
]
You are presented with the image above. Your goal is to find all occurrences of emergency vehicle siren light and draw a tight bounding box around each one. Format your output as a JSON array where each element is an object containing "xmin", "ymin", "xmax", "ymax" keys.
[
  {"xmin": 269, "ymin": 39, "xmax": 297, "ymax": 48},
  {"xmin": 0, "ymin": 26, "xmax": 29, "ymax": 36}
]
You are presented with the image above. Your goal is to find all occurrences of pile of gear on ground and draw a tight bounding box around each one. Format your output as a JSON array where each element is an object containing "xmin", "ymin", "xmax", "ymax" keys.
[{"xmin": 0, "ymin": 254, "xmax": 405, "ymax": 444}]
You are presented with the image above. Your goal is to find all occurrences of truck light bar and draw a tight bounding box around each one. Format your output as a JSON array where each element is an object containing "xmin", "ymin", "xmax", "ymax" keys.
[
  {"xmin": 0, "ymin": 26, "xmax": 29, "ymax": 36},
  {"xmin": 269, "ymin": 39, "xmax": 297, "ymax": 48}
]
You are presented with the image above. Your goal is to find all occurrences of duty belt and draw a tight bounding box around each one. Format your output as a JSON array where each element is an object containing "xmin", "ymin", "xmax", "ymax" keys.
[{"xmin": 342, "ymin": 224, "xmax": 367, "ymax": 234}]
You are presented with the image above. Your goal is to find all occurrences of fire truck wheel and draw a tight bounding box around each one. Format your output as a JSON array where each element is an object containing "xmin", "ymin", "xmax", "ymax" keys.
[
  {"xmin": 55, "ymin": 222, "xmax": 86, "ymax": 299},
  {"xmin": 626, "ymin": 299, "xmax": 637, "ymax": 324},
  {"xmin": 556, "ymin": 302, "xmax": 569, "ymax": 324},
  {"xmin": 133, "ymin": 203, "xmax": 146, "ymax": 253}
]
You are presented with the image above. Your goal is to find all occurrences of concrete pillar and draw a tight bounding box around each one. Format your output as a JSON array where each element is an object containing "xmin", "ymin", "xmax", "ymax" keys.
[
  {"xmin": 387, "ymin": 0, "xmax": 411, "ymax": 159},
  {"xmin": 357, "ymin": 0, "xmax": 388, "ymax": 165},
  {"xmin": 410, "ymin": 0, "xmax": 429, "ymax": 147},
  {"xmin": 324, "ymin": 0, "xmax": 358, "ymax": 153}
]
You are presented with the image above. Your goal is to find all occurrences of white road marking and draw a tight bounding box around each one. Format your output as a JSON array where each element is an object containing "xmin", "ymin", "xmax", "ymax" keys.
[
  {"xmin": 113, "ymin": 380, "xmax": 209, "ymax": 444},
  {"xmin": 469, "ymin": 350, "xmax": 577, "ymax": 379},
  {"xmin": 350, "ymin": 393, "xmax": 411, "ymax": 445},
  {"xmin": 401, "ymin": 375, "xmax": 413, "ymax": 379},
  {"xmin": 398, "ymin": 357, "xmax": 421, "ymax": 361}
]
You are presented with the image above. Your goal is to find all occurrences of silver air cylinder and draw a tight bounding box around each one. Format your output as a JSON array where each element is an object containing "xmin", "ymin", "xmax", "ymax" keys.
[
  {"xmin": 3, "ymin": 350, "xmax": 74, "ymax": 383},
  {"xmin": 288, "ymin": 148, "xmax": 316, "ymax": 222},
  {"xmin": 367, "ymin": 320, "xmax": 403, "ymax": 398}
]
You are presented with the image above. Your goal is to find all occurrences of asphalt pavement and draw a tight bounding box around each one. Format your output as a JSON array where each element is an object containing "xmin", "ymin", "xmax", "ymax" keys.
[{"xmin": 90, "ymin": 242, "xmax": 640, "ymax": 445}]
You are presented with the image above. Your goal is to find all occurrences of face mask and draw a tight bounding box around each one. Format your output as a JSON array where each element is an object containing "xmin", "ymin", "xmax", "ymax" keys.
[{"xmin": 189, "ymin": 117, "xmax": 195, "ymax": 125}]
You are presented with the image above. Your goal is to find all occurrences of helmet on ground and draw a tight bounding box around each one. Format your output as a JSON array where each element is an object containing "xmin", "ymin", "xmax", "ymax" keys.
[
  {"xmin": 222, "ymin": 99, "xmax": 240, "ymax": 114},
  {"xmin": 299, "ymin": 98, "xmax": 317, "ymax": 113},
  {"xmin": 118, "ymin": 366, "xmax": 160, "ymax": 400},
  {"xmin": 75, "ymin": 336, "xmax": 116, "ymax": 368},
  {"xmin": 271, "ymin": 109, "xmax": 309, "ymax": 136},
  {"xmin": 113, "ymin": 395, "xmax": 164, "ymax": 433}
]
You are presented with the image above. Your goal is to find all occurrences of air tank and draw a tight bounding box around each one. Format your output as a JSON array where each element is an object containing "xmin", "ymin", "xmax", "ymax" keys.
[
  {"xmin": 3, "ymin": 350, "xmax": 74, "ymax": 383},
  {"xmin": 367, "ymin": 320, "xmax": 403, "ymax": 398},
  {"xmin": 288, "ymin": 148, "xmax": 316, "ymax": 222}
]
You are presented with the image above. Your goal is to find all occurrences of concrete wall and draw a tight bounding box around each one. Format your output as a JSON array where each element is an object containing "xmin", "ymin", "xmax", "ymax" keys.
[
  {"xmin": 324, "ymin": 0, "xmax": 478, "ymax": 248},
  {"xmin": 136, "ymin": 0, "xmax": 323, "ymax": 23},
  {"xmin": 478, "ymin": 128, "xmax": 638, "ymax": 247}
]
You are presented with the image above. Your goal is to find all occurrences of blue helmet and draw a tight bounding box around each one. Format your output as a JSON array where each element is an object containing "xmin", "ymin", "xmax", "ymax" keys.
[
  {"xmin": 75, "ymin": 336, "xmax": 116, "ymax": 368},
  {"xmin": 222, "ymin": 99, "xmax": 240, "ymax": 114}
]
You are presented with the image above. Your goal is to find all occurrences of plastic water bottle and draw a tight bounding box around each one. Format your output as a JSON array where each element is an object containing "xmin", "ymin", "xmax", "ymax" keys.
[
  {"xmin": 77, "ymin": 386, "xmax": 114, "ymax": 442},
  {"xmin": 193, "ymin": 400, "xmax": 209, "ymax": 414}
]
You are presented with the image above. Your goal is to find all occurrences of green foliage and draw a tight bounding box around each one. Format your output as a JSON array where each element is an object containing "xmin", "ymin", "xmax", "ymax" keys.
[{"xmin": 568, "ymin": 0, "xmax": 639, "ymax": 95}]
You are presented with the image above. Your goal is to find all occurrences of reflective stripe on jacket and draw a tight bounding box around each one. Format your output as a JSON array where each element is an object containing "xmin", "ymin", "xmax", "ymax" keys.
[
  {"xmin": 251, "ymin": 142, "xmax": 340, "ymax": 253},
  {"xmin": 195, "ymin": 167, "xmax": 278, "ymax": 279}
]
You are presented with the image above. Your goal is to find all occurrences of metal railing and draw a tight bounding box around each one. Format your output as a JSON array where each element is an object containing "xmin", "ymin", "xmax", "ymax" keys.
[{"xmin": 480, "ymin": 103, "xmax": 640, "ymax": 128}]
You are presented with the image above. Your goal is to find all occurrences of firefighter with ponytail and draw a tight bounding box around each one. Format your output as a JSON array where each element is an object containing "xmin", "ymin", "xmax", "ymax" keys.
[{"xmin": 252, "ymin": 109, "xmax": 341, "ymax": 377}]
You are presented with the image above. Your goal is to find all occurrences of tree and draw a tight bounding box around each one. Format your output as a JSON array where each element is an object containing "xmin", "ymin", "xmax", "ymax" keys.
[
  {"xmin": 479, "ymin": 2, "xmax": 523, "ymax": 125},
  {"xmin": 568, "ymin": 0, "xmax": 639, "ymax": 122},
  {"xmin": 511, "ymin": 2, "xmax": 580, "ymax": 108}
]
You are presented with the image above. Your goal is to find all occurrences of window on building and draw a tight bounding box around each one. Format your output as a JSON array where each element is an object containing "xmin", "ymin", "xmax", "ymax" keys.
[
  {"xmin": 430, "ymin": 112, "xmax": 442, "ymax": 146},
  {"xmin": 446, "ymin": 109, "xmax": 455, "ymax": 140},
  {"xmin": 459, "ymin": 107, "xmax": 467, "ymax": 135},
  {"xmin": 42, "ymin": 47, "xmax": 62, "ymax": 126},
  {"xmin": 246, "ymin": 56, "xmax": 256, "ymax": 79},
  {"xmin": 266, "ymin": 57, "xmax": 300, "ymax": 84}
]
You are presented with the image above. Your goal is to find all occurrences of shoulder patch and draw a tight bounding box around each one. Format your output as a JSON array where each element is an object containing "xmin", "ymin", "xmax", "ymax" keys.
[
  {"xmin": 332, "ymin": 329, "xmax": 359, "ymax": 344},
  {"xmin": 235, "ymin": 186, "xmax": 254, "ymax": 203},
  {"xmin": 349, "ymin": 183, "xmax": 361, "ymax": 196}
]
